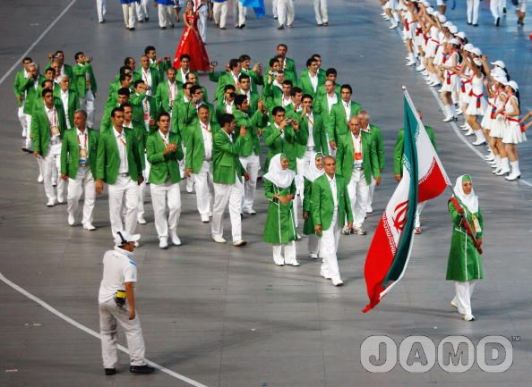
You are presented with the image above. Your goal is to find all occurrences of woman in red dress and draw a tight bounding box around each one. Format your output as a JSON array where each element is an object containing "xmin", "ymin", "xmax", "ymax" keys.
[{"xmin": 173, "ymin": 1, "xmax": 210, "ymax": 72}]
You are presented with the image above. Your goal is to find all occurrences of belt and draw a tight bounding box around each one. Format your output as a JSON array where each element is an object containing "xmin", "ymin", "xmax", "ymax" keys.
[
  {"xmin": 119, "ymin": 172, "xmax": 129, "ymax": 177},
  {"xmin": 306, "ymin": 146, "xmax": 315, "ymax": 151}
]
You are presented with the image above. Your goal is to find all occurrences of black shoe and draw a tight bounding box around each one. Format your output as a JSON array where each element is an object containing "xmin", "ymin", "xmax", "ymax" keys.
[
  {"xmin": 277, "ymin": 24, "xmax": 284, "ymax": 30},
  {"xmin": 130, "ymin": 365, "xmax": 155, "ymax": 374},
  {"xmin": 473, "ymin": 23, "xmax": 478, "ymax": 27},
  {"xmin": 145, "ymin": 17, "xmax": 149, "ymax": 21},
  {"xmin": 503, "ymin": 7, "xmax": 507, "ymax": 14},
  {"xmin": 240, "ymin": 24, "xmax": 245, "ymax": 29},
  {"xmin": 467, "ymin": 21, "xmax": 472, "ymax": 25},
  {"xmin": 104, "ymin": 368, "xmax": 116, "ymax": 376},
  {"xmin": 495, "ymin": 17, "xmax": 500, "ymax": 26}
]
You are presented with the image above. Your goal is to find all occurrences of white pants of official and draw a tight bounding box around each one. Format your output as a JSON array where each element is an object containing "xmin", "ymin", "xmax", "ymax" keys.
[
  {"xmin": 211, "ymin": 179, "xmax": 243, "ymax": 242},
  {"xmin": 467, "ymin": 0, "xmax": 480, "ymax": 24},
  {"xmin": 295, "ymin": 150, "xmax": 315, "ymax": 226},
  {"xmin": 273, "ymin": 241, "xmax": 297, "ymax": 265},
  {"xmin": 158, "ymin": 4, "xmax": 174, "ymax": 27},
  {"xmin": 67, "ymin": 167, "xmax": 95, "ymax": 226},
  {"xmin": 26, "ymin": 114, "xmax": 43, "ymax": 178},
  {"xmin": 96, "ymin": 0, "xmax": 107, "ymax": 22},
  {"xmin": 197, "ymin": 7, "xmax": 207, "ymax": 42},
  {"xmin": 367, "ymin": 176, "xmax": 377, "ymax": 212},
  {"xmin": 108, "ymin": 175, "xmax": 138, "ymax": 238},
  {"xmin": 415, "ymin": 201, "xmax": 426, "ymax": 229},
  {"xmin": 193, "ymin": 161, "xmax": 213, "ymax": 217},
  {"xmin": 150, "ymin": 181, "xmax": 181, "ymax": 239},
  {"xmin": 99, "ymin": 299, "xmax": 146, "ymax": 369},
  {"xmin": 213, "ymin": 1, "xmax": 228, "ymax": 28},
  {"xmin": 79, "ymin": 90, "xmax": 95, "ymax": 129},
  {"xmin": 319, "ymin": 210, "xmax": 341, "ymax": 282},
  {"xmin": 308, "ymin": 234, "xmax": 319, "ymax": 256},
  {"xmin": 314, "ymin": 0, "xmax": 328, "ymax": 24},
  {"xmin": 278, "ymin": 0, "xmax": 295, "ymax": 26},
  {"xmin": 18, "ymin": 106, "xmax": 27, "ymax": 138},
  {"xmin": 135, "ymin": 0, "xmax": 149, "ymax": 20},
  {"xmin": 43, "ymin": 143, "xmax": 65, "ymax": 203},
  {"xmin": 240, "ymin": 154, "xmax": 260, "ymax": 213},
  {"xmin": 137, "ymin": 156, "xmax": 150, "ymax": 221},
  {"xmin": 122, "ymin": 3, "xmax": 136, "ymax": 28},
  {"xmin": 453, "ymin": 281, "xmax": 477, "ymax": 317},
  {"xmin": 234, "ymin": 1, "xmax": 247, "ymax": 26},
  {"xmin": 272, "ymin": 0, "xmax": 278, "ymax": 17},
  {"xmin": 347, "ymin": 171, "xmax": 369, "ymax": 228},
  {"xmin": 490, "ymin": 0, "xmax": 503, "ymax": 20}
]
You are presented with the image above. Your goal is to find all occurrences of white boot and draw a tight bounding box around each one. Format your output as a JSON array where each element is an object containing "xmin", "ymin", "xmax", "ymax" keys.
[
  {"xmin": 472, "ymin": 130, "xmax": 486, "ymax": 145},
  {"xmin": 505, "ymin": 161, "xmax": 521, "ymax": 181},
  {"xmin": 443, "ymin": 105, "xmax": 454, "ymax": 122},
  {"xmin": 495, "ymin": 158, "xmax": 510, "ymax": 175}
]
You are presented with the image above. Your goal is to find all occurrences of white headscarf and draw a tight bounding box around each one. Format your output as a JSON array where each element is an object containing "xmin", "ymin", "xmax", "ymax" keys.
[
  {"xmin": 264, "ymin": 153, "xmax": 295, "ymax": 188},
  {"xmin": 304, "ymin": 153, "xmax": 325, "ymax": 182},
  {"xmin": 453, "ymin": 175, "xmax": 478, "ymax": 213}
]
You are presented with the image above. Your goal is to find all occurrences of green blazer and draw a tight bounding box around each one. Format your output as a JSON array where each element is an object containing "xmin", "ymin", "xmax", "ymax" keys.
[
  {"xmin": 54, "ymin": 89, "xmax": 80, "ymax": 129},
  {"xmin": 365, "ymin": 124, "xmax": 385, "ymax": 171},
  {"xmin": 214, "ymin": 71, "xmax": 239, "ymax": 102},
  {"xmin": 176, "ymin": 69, "xmax": 198, "ymax": 86},
  {"xmin": 327, "ymin": 101, "xmax": 362, "ymax": 145},
  {"xmin": 133, "ymin": 67, "xmax": 161, "ymax": 94},
  {"xmin": 146, "ymin": 131, "xmax": 183, "ymax": 184},
  {"xmin": 313, "ymin": 90, "xmax": 340, "ymax": 119},
  {"xmin": 310, "ymin": 174, "xmax": 353, "ymax": 231},
  {"xmin": 298, "ymin": 70, "xmax": 325, "ymax": 98},
  {"xmin": 13, "ymin": 70, "xmax": 28, "ymax": 107},
  {"xmin": 263, "ymin": 81, "xmax": 288, "ymax": 112},
  {"xmin": 185, "ymin": 121, "xmax": 219, "ymax": 173},
  {"xmin": 215, "ymin": 100, "xmax": 236, "ymax": 123},
  {"xmin": 393, "ymin": 125, "xmax": 436, "ymax": 176},
  {"xmin": 263, "ymin": 123, "xmax": 307, "ymax": 171},
  {"xmin": 212, "ymin": 130, "xmax": 245, "ymax": 185},
  {"xmin": 45, "ymin": 63, "xmax": 74, "ymax": 79},
  {"xmin": 20, "ymin": 76, "xmax": 44, "ymax": 115},
  {"xmin": 171, "ymin": 99, "xmax": 215, "ymax": 137},
  {"xmin": 233, "ymin": 109, "xmax": 268, "ymax": 157},
  {"xmin": 278, "ymin": 57, "xmax": 297, "ymax": 84},
  {"xmin": 155, "ymin": 81, "xmax": 180, "ymax": 114},
  {"xmin": 241, "ymin": 68, "xmax": 264, "ymax": 91},
  {"xmin": 336, "ymin": 131, "xmax": 380, "ymax": 185},
  {"xmin": 72, "ymin": 63, "xmax": 97, "ymax": 97},
  {"xmin": 95, "ymin": 127, "xmax": 142, "ymax": 184},
  {"xmin": 31, "ymin": 103, "xmax": 67, "ymax": 156},
  {"xmin": 236, "ymin": 89, "xmax": 260, "ymax": 115},
  {"xmin": 60, "ymin": 128, "xmax": 99, "ymax": 178},
  {"xmin": 297, "ymin": 112, "xmax": 329, "ymax": 156},
  {"xmin": 130, "ymin": 92, "xmax": 158, "ymax": 131}
]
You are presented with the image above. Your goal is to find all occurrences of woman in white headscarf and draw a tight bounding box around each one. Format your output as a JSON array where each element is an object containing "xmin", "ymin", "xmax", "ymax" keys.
[
  {"xmin": 263, "ymin": 154, "xmax": 298, "ymax": 266},
  {"xmin": 446, "ymin": 175, "xmax": 484, "ymax": 322},
  {"xmin": 303, "ymin": 153, "xmax": 324, "ymax": 260}
]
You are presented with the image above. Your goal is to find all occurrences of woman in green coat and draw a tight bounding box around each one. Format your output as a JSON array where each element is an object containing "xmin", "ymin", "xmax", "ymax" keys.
[
  {"xmin": 303, "ymin": 153, "xmax": 324, "ymax": 260},
  {"xmin": 263, "ymin": 154, "xmax": 298, "ymax": 267},
  {"xmin": 446, "ymin": 175, "xmax": 484, "ymax": 322}
]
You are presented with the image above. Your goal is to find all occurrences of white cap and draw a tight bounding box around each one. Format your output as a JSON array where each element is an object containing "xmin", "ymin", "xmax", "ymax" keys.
[
  {"xmin": 505, "ymin": 80, "xmax": 519, "ymax": 91},
  {"xmin": 471, "ymin": 47, "xmax": 482, "ymax": 56},
  {"xmin": 491, "ymin": 67, "xmax": 506, "ymax": 77},
  {"xmin": 426, "ymin": 6, "xmax": 434, "ymax": 14},
  {"xmin": 421, "ymin": 0, "xmax": 430, "ymax": 6},
  {"xmin": 493, "ymin": 75, "xmax": 508, "ymax": 84},
  {"xmin": 491, "ymin": 60, "xmax": 506, "ymax": 69},
  {"xmin": 114, "ymin": 231, "xmax": 141, "ymax": 245},
  {"xmin": 455, "ymin": 31, "xmax": 466, "ymax": 40},
  {"xmin": 448, "ymin": 25, "xmax": 458, "ymax": 34},
  {"xmin": 463, "ymin": 43, "xmax": 474, "ymax": 52},
  {"xmin": 437, "ymin": 14, "xmax": 447, "ymax": 23},
  {"xmin": 448, "ymin": 38, "xmax": 460, "ymax": 46}
]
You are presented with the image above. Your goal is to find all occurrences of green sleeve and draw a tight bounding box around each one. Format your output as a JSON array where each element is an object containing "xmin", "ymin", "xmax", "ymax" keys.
[
  {"xmin": 369, "ymin": 140, "xmax": 380, "ymax": 178},
  {"xmin": 146, "ymin": 136, "xmax": 165, "ymax": 164},
  {"xmin": 31, "ymin": 112, "xmax": 41, "ymax": 154},
  {"xmin": 326, "ymin": 106, "xmax": 336, "ymax": 143},
  {"xmin": 393, "ymin": 130, "xmax": 404, "ymax": 176},
  {"xmin": 60, "ymin": 134, "xmax": 68, "ymax": 176},
  {"xmin": 448, "ymin": 200, "xmax": 462, "ymax": 227},
  {"xmin": 208, "ymin": 71, "xmax": 221, "ymax": 83},
  {"xmin": 263, "ymin": 178, "xmax": 275, "ymax": 200},
  {"xmin": 303, "ymin": 179, "xmax": 312, "ymax": 212},
  {"xmin": 476, "ymin": 208, "xmax": 483, "ymax": 238},
  {"xmin": 95, "ymin": 134, "xmax": 106, "ymax": 180},
  {"xmin": 264, "ymin": 126, "xmax": 281, "ymax": 146},
  {"xmin": 294, "ymin": 125, "xmax": 308, "ymax": 145},
  {"xmin": 335, "ymin": 141, "xmax": 344, "ymax": 175},
  {"xmin": 310, "ymin": 180, "xmax": 322, "ymax": 227},
  {"xmin": 375, "ymin": 130, "xmax": 385, "ymax": 171},
  {"xmin": 185, "ymin": 129, "xmax": 195, "ymax": 169}
]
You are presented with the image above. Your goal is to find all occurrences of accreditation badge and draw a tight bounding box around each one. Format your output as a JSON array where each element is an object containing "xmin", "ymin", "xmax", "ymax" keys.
[{"xmin": 51, "ymin": 126, "xmax": 60, "ymax": 136}]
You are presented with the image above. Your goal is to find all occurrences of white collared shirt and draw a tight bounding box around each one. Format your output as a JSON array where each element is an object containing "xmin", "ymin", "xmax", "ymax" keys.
[
  {"xmin": 113, "ymin": 127, "xmax": 129, "ymax": 174},
  {"xmin": 306, "ymin": 112, "xmax": 315, "ymax": 148},
  {"xmin": 342, "ymin": 100, "xmax": 351, "ymax": 122},
  {"xmin": 60, "ymin": 90, "xmax": 71, "ymax": 129},
  {"xmin": 326, "ymin": 174, "xmax": 338, "ymax": 208},
  {"xmin": 326, "ymin": 93, "xmax": 338, "ymax": 113},
  {"xmin": 351, "ymin": 132, "xmax": 363, "ymax": 168},
  {"xmin": 45, "ymin": 105, "xmax": 58, "ymax": 128},
  {"xmin": 274, "ymin": 122, "xmax": 285, "ymax": 139},
  {"xmin": 282, "ymin": 95, "xmax": 292, "ymax": 107},
  {"xmin": 200, "ymin": 121, "xmax": 213, "ymax": 160},
  {"xmin": 159, "ymin": 130, "xmax": 170, "ymax": 145},
  {"xmin": 309, "ymin": 71, "xmax": 318, "ymax": 92},
  {"xmin": 225, "ymin": 99, "xmax": 234, "ymax": 114},
  {"xmin": 142, "ymin": 68, "xmax": 152, "ymax": 94},
  {"xmin": 180, "ymin": 68, "xmax": 189, "ymax": 82},
  {"xmin": 77, "ymin": 127, "xmax": 88, "ymax": 153},
  {"xmin": 168, "ymin": 80, "xmax": 178, "ymax": 106}
]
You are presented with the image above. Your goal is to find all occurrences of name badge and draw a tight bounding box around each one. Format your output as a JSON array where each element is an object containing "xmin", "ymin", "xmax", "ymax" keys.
[
  {"xmin": 51, "ymin": 126, "xmax": 60, "ymax": 136},
  {"xmin": 79, "ymin": 148, "xmax": 87, "ymax": 166}
]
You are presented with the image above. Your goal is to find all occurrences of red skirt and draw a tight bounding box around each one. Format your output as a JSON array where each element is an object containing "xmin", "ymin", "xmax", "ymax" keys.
[{"xmin": 173, "ymin": 27, "xmax": 210, "ymax": 72}]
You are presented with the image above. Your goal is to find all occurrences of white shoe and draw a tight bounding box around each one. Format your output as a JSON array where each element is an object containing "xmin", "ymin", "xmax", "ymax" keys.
[
  {"xmin": 68, "ymin": 214, "xmax": 75, "ymax": 226},
  {"xmin": 212, "ymin": 235, "xmax": 227, "ymax": 243},
  {"xmin": 244, "ymin": 208, "xmax": 257, "ymax": 215},
  {"xmin": 159, "ymin": 237, "xmax": 169, "ymax": 249},
  {"xmin": 286, "ymin": 260, "xmax": 300, "ymax": 267},
  {"xmin": 46, "ymin": 199, "xmax": 56, "ymax": 207},
  {"xmin": 57, "ymin": 198, "xmax": 64, "ymax": 204},
  {"xmin": 389, "ymin": 23, "xmax": 398, "ymax": 29},
  {"xmin": 472, "ymin": 139, "xmax": 486, "ymax": 146},
  {"xmin": 450, "ymin": 299, "xmax": 458, "ymax": 309},
  {"xmin": 456, "ymin": 109, "xmax": 463, "ymax": 116},
  {"xmin": 332, "ymin": 277, "xmax": 344, "ymax": 286},
  {"xmin": 406, "ymin": 59, "xmax": 416, "ymax": 66},
  {"xmin": 273, "ymin": 257, "xmax": 285, "ymax": 266},
  {"xmin": 83, "ymin": 223, "xmax": 96, "ymax": 231},
  {"xmin": 431, "ymin": 81, "xmax": 441, "ymax": 87},
  {"xmin": 495, "ymin": 167, "xmax": 510, "ymax": 176},
  {"xmin": 309, "ymin": 253, "xmax": 318, "ymax": 259},
  {"xmin": 137, "ymin": 217, "xmax": 147, "ymax": 225},
  {"xmin": 443, "ymin": 116, "xmax": 454, "ymax": 122},
  {"xmin": 233, "ymin": 240, "xmax": 247, "ymax": 247},
  {"xmin": 320, "ymin": 268, "xmax": 331, "ymax": 279},
  {"xmin": 37, "ymin": 174, "xmax": 44, "ymax": 183},
  {"xmin": 463, "ymin": 314, "xmax": 476, "ymax": 322},
  {"xmin": 505, "ymin": 172, "xmax": 521, "ymax": 181},
  {"xmin": 416, "ymin": 64, "xmax": 425, "ymax": 71},
  {"xmin": 201, "ymin": 214, "xmax": 210, "ymax": 223},
  {"xmin": 464, "ymin": 129, "xmax": 474, "ymax": 136},
  {"xmin": 366, "ymin": 206, "xmax": 373, "ymax": 214},
  {"xmin": 484, "ymin": 154, "xmax": 495, "ymax": 161},
  {"xmin": 170, "ymin": 233, "xmax": 182, "ymax": 246},
  {"xmin": 421, "ymin": 70, "xmax": 428, "ymax": 76}
]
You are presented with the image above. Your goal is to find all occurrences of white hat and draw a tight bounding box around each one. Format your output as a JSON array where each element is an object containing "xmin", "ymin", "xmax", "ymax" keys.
[
  {"xmin": 491, "ymin": 67, "xmax": 506, "ymax": 77},
  {"xmin": 448, "ymin": 25, "xmax": 458, "ymax": 34},
  {"xmin": 463, "ymin": 43, "xmax": 474, "ymax": 52},
  {"xmin": 114, "ymin": 231, "xmax": 141, "ymax": 245},
  {"xmin": 493, "ymin": 75, "xmax": 508, "ymax": 84},
  {"xmin": 448, "ymin": 38, "xmax": 460, "ymax": 46},
  {"xmin": 421, "ymin": 0, "xmax": 430, "ymax": 6},
  {"xmin": 437, "ymin": 14, "xmax": 447, "ymax": 23},
  {"xmin": 491, "ymin": 60, "xmax": 506, "ymax": 69},
  {"xmin": 426, "ymin": 6, "xmax": 434, "ymax": 14},
  {"xmin": 471, "ymin": 47, "xmax": 482, "ymax": 56},
  {"xmin": 443, "ymin": 21, "xmax": 455, "ymax": 28},
  {"xmin": 505, "ymin": 80, "xmax": 519, "ymax": 91},
  {"xmin": 455, "ymin": 31, "xmax": 466, "ymax": 40}
]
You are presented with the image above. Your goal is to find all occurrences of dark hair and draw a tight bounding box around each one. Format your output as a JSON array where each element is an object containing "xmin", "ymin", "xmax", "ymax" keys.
[
  {"xmin": 158, "ymin": 111, "xmax": 171, "ymax": 121},
  {"xmin": 42, "ymin": 88, "xmax": 53, "ymax": 97},
  {"xmin": 119, "ymin": 65, "xmax": 131, "ymax": 75},
  {"xmin": 325, "ymin": 68, "xmax": 337, "ymax": 77},
  {"xmin": 41, "ymin": 80, "xmax": 53, "ymax": 88},
  {"xmin": 341, "ymin": 84, "xmax": 352, "ymax": 94},
  {"xmin": 272, "ymin": 106, "xmax": 285, "ymax": 116},
  {"xmin": 306, "ymin": 57, "xmax": 318, "ymax": 67},
  {"xmin": 74, "ymin": 109, "xmax": 88, "ymax": 119},
  {"xmin": 22, "ymin": 56, "xmax": 32, "ymax": 63},
  {"xmin": 269, "ymin": 58, "xmax": 279, "ymax": 67},
  {"xmin": 238, "ymin": 74, "xmax": 250, "ymax": 82},
  {"xmin": 282, "ymin": 80, "xmax": 293, "ymax": 87},
  {"xmin": 235, "ymin": 94, "xmax": 247, "ymax": 106},
  {"xmin": 124, "ymin": 57, "xmax": 134, "ymax": 66},
  {"xmin": 229, "ymin": 58, "xmax": 240, "ymax": 69},
  {"xmin": 118, "ymin": 88, "xmax": 130, "ymax": 97},
  {"xmin": 197, "ymin": 104, "xmax": 210, "ymax": 112},
  {"xmin": 179, "ymin": 54, "xmax": 191, "ymax": 62},
  {"xmin": 302, "ymin": 94, "xmax": 313, "ymax": 102},
  {"xmin": 119, "ymin": 73, "xmax": 131, "ymax": 82},
  {"xmin": 122, "ymin": 102, "xmax": 132, "ymax": 109},
  {"xmin": 74, "ymin": 52, "xmax": 84, "ymax": 61},
  {"xmin": 277, "ymin": 43, "xmax": 288, "ymax": 50},
  {"xmin": 190, "ymin": 85, "xmax": 202, "ymax": 95},
  {"xmin": 291, "ymin": 87, "xmax": 303, "ymax": 97},
  {"xmin": 144, "ymin": 45, "xmax": 156, "ymax": 55},
  {"xmin": 111, "ymin": 107, "xmax": 124, "ymax": 117},
  {"xmin": 133, "ymin": 80, "xmax": 145, "ymax": 88},
  {"xmin": 219, "ymin": 113, "xmax": 234, "ymax": 127},
  {"xmin": 239, "ymin": 54, "xmax": 251, "ymax": 62}
]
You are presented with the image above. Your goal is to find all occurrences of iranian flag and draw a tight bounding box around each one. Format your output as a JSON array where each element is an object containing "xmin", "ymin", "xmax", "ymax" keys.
[{"xmin": 362, "ymin": 88, "xmax": 451, "ymax": 313}]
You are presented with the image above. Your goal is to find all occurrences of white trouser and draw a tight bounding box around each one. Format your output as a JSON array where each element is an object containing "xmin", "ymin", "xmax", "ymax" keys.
[
  {"xmin": 314, "ymin": 0, "xmax": 328, "ymax": 24},
  {"xmin": 490, "ymin": 0, "xmax": 501, "ymax": 19},
  {"xmin": 234, "ymin": 0, "xmax": 247, "ymax": 26},
  {"xmin": 213, "ymin": 1, "xmax": 228, "ymax": 28},
  {"xmin": 211, "ymin": 178, "xmax": 243, "ymax": 242},
  {"xmin": 197, "ymin": 7, "xmax": 207, "ymax": 42},
  {"xmin": 273, "ymin": 241, "xmax": 297, "ymax": 265},
  {"xmin": 193, "ymin": 161, "xmax": 213, "ymax": 217},
  {"xmin": 347, "ymin": 171, "xmax": 370, "ymax": 227},
  {"xmin": 137, "ymin": 156, "xmax": 150, "ymax": 221},
  {"xmin": 25, "ymin": 114, "xmax": 33, "ymax": 150},
  {"xmin": 43, "ymin": 143, "xmax": 65, "ymax": 203},
  {"xmin": 122, "ymin": 3, "xmax": 136, "ymax": 28},
  {"xmin": 67, "ymin": 167, "xmax": 95, "ymax": 226},
  {"xmin": 308, "ymin": 234, "xmax": 319, "ymax": 256},
  {"xmin": 367, "ymin": 176, "xmax": 377, "ymax": 210},
  {"xmin": 415, "ymin": 201, "xmax": 426, "ymax": 229},
  {"xmin": 319, "ymin": 210, "xmax": 341, "ymax": 282},
  {"xmin": 108, "ymin": 175, "xmax": 138, "ymax": 238},
  {"xmin": 150, "ymin": 181, "xmax": 181, "ymax": 238},
  {"xmin": 99, "ymin": 299, "xmax": 146, "ymax": 369},
  {"xmin": 467, "ymin": 0, "xmax": 479, "ymax": 24},
  {"xmin": 158, "ymin": 4, "xmax": 174, "ymax": 27},
  {"xmin": 272, "ymin": 0, "xmax": 278, "ymax": 17},
  {"xmin": 278, "ymin": 0, "xmax": 295, "ymax": 26},
  {"xmin": 453, "ymin": 281, "xmax": 477, "ymax": 317},
  {"xmin": 135, "ymin": 0, "xmax": 149, "ymax": 20},
  {"xmin": 79, "ymin": 90, "xmax": 95, "ymax": 129},
  {"xmin": 239, "ymin": 154, "xmax": 260, "ymax": 212},
  {"xmin": 96, "ymin": 0, "xmax": 107, "ymax": 22},
  {"xmin": 18, "ymin": 106, "xmax": 27, "ymax": 137}
]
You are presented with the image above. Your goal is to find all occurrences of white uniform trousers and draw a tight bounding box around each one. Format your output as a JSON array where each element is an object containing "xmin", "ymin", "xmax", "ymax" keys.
[
  {"xmin": 346, "ymin": 171, "xmax": 369, "ymax": 228},
  {"xmin": 18, "ymin": 106, "xmax": 28, "ymax": 138},
  {"xmin": 43, "ymin": 143, "xmax": 65, "ymax": 203},
  {"xmin": 181, "ymin": 147, "xmax": 195, "ymax": 193},
  {"xmin": 272, "ymin": 0, "xmax": 278, "ymax": 18},
  {"xmin": 466, "ymin": 0, "xmax": 480, "ymax": 24},
  {"xmin": 157, "ymin": 4, "xmax": 174, "ymax": 27},
  {"xmin": 452, "ymin": 281, "xmax": 477, "ymax": 317},
  {"xmin": 26, "ymin": 114, "xmax": 43, "ymax": 179},
  {"xmin": 367, "ymin": 176, "xmax": 377, "ymax": 212},
  {"xmin": 137, "ymin": 156, "xmax": 150, "ymax": 222},
  {"xmin": 197, "ymin": 6, "xmax": 208, "ymax": 42},
  {"xmin": 99, "ymin": 299, "xmax": 146, "ymax": 369},
  {"xmin": 319, "ymin": 210, "xmax": 342, "ymax": 282},
  {"xmin": 108, "ymin": 175, "xmax": 138, "ymax": 238},
  {"xmin": 67, "ymin": 167, "xmax": 95, "ymax": 226},
  {"xmin": 314, "ymin": 0, "xmax": 328, "ymax": 24},
  {"xmin": 308, "ymin": 234, "xmax": 320, "ymax": 256},
  {"xmin": 150, "ymin": 181, "xmax": 181, "ymax": 239},
  {"xmin": 490, "ymin": 0, "xmax": 501, "ymax": 20},
  {"xmin": 277, "ymin": 0, "xmax": 295, "ymax": 27},
  {"xmin": 80, "ymin": 90, "xmax": 96, "ymax": 129},
  {"xmin": 96, "ymin": 0, "xmax": 107, "ymax": 22},
  {"xmin": 193, "ymin": 161, "xmax": 213, "ymax": 218},
  {"xmin": 239, "ymin": 154, "xmax": 260, "ymax": 212},
  {"xmin": 415, "ymin": 201, "xmax": 426, "ymax": 229},
  {"xmin": 273, "ymin": 241, "xmax": 297, "ymax": 265},
  {"xmin": 122, "ymin": 3, "xmax": 136, "ymax": 28},
  {"xmin": 135, "ymin": 0, "xmax": 149, "ymax": 20},
  {"xmin": 234, "ymin": 0, "xmax": 247, "ymax": 26},
  {"xmin": 211, "ymin": 178, "xmax": 243, "ymax": 242},
  {"xmin": 213, "ymin": 1, "xmax": 228, "ymax": 28}
]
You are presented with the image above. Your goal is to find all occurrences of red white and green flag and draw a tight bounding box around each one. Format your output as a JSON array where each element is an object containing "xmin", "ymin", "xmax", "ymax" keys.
[{"xmin": 362, "ymin": 88, "xmax": 451, "ymax": 313}]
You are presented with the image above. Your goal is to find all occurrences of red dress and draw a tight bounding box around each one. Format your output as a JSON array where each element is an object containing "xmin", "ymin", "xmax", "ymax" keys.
[{"xmin": 173, "ymin": 12, "xmax": 210, "ymax": 72}]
